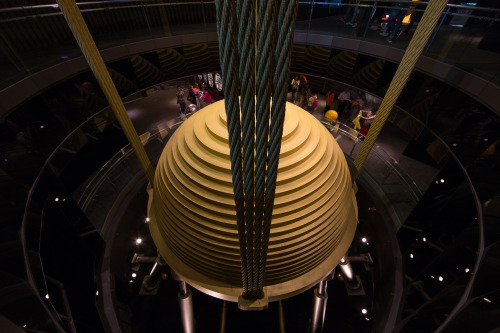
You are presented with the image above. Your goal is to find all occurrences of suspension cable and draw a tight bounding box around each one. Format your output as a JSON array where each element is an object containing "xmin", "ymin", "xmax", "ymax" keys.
[
  {"xmin": 215, "ymin": 0, "xmax": 298, "ymax": 299},
  {"xmin": 261, "ymin": 0, "xmax": 298, "ymax": 292},
  {"xmin": 214, "ymin": 0, "xmax": 248, "ymax": 295}
]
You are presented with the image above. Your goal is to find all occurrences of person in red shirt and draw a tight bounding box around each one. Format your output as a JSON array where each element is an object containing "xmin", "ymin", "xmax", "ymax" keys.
[{"xmin": 325, "ymin": 90, "xmax": 335, "ymax": 113}]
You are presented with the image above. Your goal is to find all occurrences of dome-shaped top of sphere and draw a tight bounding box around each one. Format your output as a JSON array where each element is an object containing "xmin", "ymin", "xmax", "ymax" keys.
[{"xmin": 148, "ymin": 100, "xmax": 357, "ymax": 302}]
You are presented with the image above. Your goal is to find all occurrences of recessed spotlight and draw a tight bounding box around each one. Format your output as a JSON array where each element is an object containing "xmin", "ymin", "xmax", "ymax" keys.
[
  {"xmin": 129, "ymin": 280, "xmax": 133, "ymax": 283},
  {"xmin": 422, "ymin": 237, "xmax": 427, "ymax": 242},
  {"xmin": 465, "ymin": 268, "xmax": 470, "ymax": 273},
  {"xmin": 132, "ymin": 273, "xmax": 137, "ymax": 278},
  {"xmin": 361, "ymin": 308, "xmax": 367, "ymax": 314},
  {"xmin": 361, "ymin": 237, "xmax": 367, "ymax": 243},
  {"xmin": 54, "ymin": 198, "xmax": 59, "ymax": 202},
  {"xmin": 440, "ymin": 179, "xmax": 445, "ymax": 183},
  {"xmin": 365, "ymin": 317, "xmax": 370, "ymax": 321},
  {"xmin": 483, "ymin": 297, "xmax": 492, "ymax": 303},
  {"xmin": 410, "ymin": 253, "xmax": 414, "ymax": 259},
  {"xmin": 145, "ymin": 217, "xmax": 150, "ymax": 223},
  {"xmin": 96, "ymin": 291, "xmax": 99, "ymax": 296},
  {"xmin": 45, "ymin": 294, "xmax": 49, "ymax": 299},
  {"xmin": 136, "ymin": 238, "xmax": 142, "ymax": 245},
  {"xmin": 438, "ymin": 276, "xmax": 444, "ymax": 282}
]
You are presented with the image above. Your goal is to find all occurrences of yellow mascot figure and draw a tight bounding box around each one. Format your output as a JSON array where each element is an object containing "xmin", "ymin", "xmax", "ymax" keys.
[{"xmin": 352, "ymin": 111, "xmax": 362, "ymax": 130}]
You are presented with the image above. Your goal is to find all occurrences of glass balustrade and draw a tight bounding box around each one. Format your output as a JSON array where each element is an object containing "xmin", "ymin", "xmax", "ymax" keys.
[{"xmin": 0, "ymin": 1, "xmax": 498, "ymax": 89}]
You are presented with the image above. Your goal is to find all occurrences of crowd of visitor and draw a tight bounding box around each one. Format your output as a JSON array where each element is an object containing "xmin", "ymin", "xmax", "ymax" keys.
[
  {"xmin": 290, "ymin": 75, "xmax": 377, "ymax": 137},
  {"xmin": 176, "ymin": 81, "xmax": 214, "ymax": 118}
]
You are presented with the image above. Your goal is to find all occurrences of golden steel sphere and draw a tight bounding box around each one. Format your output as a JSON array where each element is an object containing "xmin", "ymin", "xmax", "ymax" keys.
[{"xmin": 148, "ymin": 100, "xmax": 357, "ymax": 302}]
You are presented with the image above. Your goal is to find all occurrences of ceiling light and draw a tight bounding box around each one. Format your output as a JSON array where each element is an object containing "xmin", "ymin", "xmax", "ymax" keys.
[
  {"xmin": 136, "ymin": 238, "xmax": 142, "ymax": 245},
  {"xmin": 361, "ymin": 308, "xmax": 367, "ymax": 314}
]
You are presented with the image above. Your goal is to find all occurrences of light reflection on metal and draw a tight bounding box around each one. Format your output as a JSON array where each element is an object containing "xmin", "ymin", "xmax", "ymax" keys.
[
  {"xmin": 215, "ymin": 73, "xmax": 222, "ymax": 91},
  {"xmin": 340, "ymin": 257, "xmax": 354, "ymax": 280},
  {"xmin": 208, "ymin": 73, "xmax": 214, "ymax": 87}
]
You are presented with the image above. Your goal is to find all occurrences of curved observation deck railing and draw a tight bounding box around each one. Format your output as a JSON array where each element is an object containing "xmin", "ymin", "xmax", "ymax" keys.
[
  {"xmin": 13, "ymin": 56, "xmax": 490, "ymax": 332},
  {"xmin": 0, "ymin": 1, "xmax": 499, "ymax": 112}
]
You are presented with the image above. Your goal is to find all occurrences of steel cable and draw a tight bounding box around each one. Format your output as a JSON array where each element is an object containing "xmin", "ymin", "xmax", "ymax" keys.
[{"xmin": 215, "ymin": 0, "xmax": 248, "ymax": 294}]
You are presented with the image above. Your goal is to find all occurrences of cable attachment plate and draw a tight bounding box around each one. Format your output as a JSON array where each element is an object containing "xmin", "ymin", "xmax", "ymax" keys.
[{"xmin": 238, "ymin": 291, "xmax": 268, "ymax": 310}]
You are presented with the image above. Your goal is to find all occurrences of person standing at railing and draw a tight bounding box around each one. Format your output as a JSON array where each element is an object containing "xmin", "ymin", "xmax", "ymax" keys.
[
  {"xmin": 338, "ymin": 87, "xmax": 351, "ymax": 119},
  {"xmin": 307, "ymin": 92, "xmax": 318, "ymax": 112},
  {"xmin": 348, "ymin": 91, "xmax": 365, "ymax": 122},
  {"xmin": 352, "ymin": 109, "xmax": 375, "ymax": 132},
  {"xmin": 325, "ymin": 90, "xmax": 335, "ymax": 113},
  {"xmin": 343, "ymin": 0, "xmax": 361, "ymax": 27},
  {"xmin": 300, "ymin": 83, "xmax": 311, "ymax": 109},
  {"xmin": 291, "ymin": 75, "xmax": 300, "ymax": 104},
  {"xmin": 188, "ymin": 85, "xmax": 197, "ymax": 105},
  {"xmin": 176, "ymin": 86, "xmax": 186, "ymax": 116},
  {"xmin": 360, "ymin": 109, "xmax": 376, "ymax": 136},
  {"xmin": 200, "ymin": 89, "xmax": 212, "ymax": 105},
  {"xmin": 379, "ymin": 2, "xmax": 410, "ymax": 42}
]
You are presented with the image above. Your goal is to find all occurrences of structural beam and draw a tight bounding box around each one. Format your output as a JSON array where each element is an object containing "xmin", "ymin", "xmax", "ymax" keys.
[
  {"xmin": 56, "ymin": 0, "xmax": 155, "ymax": 183},
  {"xmin": 351, "ymin": 0, "xmax": 449, "ymax": 181}
]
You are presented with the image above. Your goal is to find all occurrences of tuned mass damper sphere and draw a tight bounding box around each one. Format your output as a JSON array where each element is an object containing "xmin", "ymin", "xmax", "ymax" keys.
[{"xmin": 148, "ymin": 100, "xmax": 358, "ymax": 301}]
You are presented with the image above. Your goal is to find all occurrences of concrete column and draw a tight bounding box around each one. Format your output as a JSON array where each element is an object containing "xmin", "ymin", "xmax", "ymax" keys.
[{"xmin": 56, "ymin": 0, "xmax": 155, "ymax": 183}]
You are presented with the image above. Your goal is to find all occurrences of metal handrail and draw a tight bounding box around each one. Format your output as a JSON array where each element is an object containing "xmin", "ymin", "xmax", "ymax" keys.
[{"xmin": 1, "ymin": 0, "xmax": 499, "ymax": 21}]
